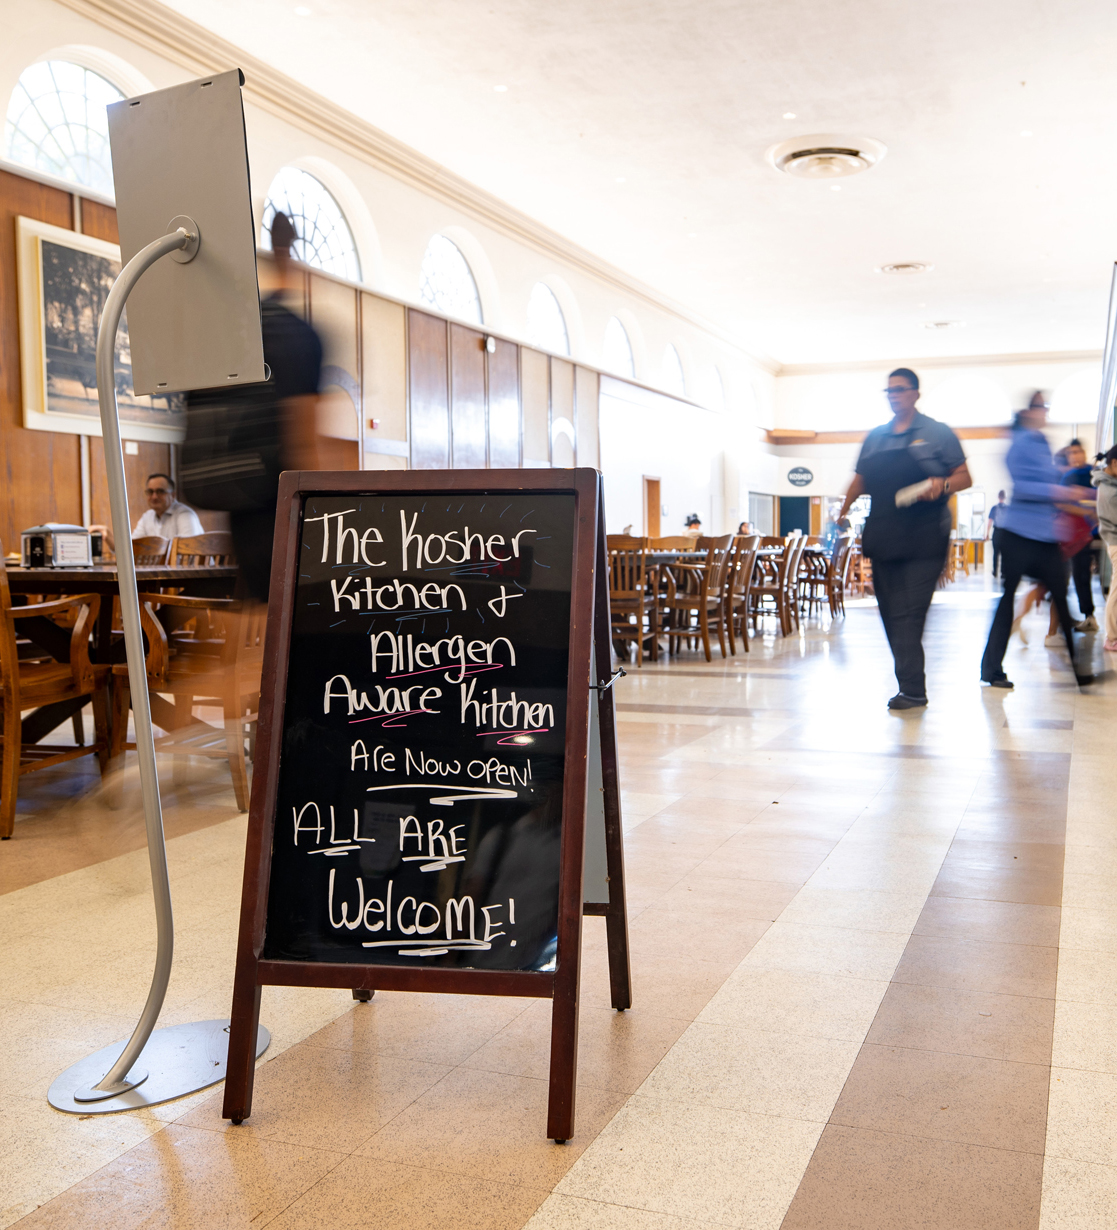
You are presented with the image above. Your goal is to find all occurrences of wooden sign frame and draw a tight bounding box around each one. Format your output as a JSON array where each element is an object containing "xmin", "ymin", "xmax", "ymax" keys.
[{"xmin": 223, "ymin": 468, "xmax": 629, "ymax": 1142}]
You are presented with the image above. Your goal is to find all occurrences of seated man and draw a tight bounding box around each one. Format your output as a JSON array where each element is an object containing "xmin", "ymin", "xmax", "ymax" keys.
[{"xmin": 91, "ymin": 472, "xmax": 203, "ymax": 552}]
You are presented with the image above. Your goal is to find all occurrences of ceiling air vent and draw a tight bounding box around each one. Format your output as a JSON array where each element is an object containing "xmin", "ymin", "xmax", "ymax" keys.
[
  {"xmin": 877, "ymin": 262, "xmax": 934, "ymax": 275},
  {"xmin": 765, "ymin": 133, "xmax": 886, "ymax": 179}
]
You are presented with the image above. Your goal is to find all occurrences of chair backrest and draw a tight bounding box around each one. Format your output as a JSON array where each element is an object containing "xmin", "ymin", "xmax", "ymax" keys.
[
  {"xmin": 780, "ymin": 533, "xmax": 808, "ymax": 584},
  {"xmin": 834, "ymin": 535, "xmax": 855, "ymax": 584},
  {"xmin": 132, "ymin": 536, "xmax": 171, "ymax": 566},
  {"xmin": 650, "ymin": 536, "xmax": 694, "ymax": 551},
  {"xmin": 607, "ymin": 540, "xmax": 649, "ymax": 601},
  {"xmin": 695, "ymin": 535, "xmax": 734, "ymax": 600},
  {"xmin": 758, "ymin": 536, "xmax": 783, "ymax": 549},
  {"xmin": 170, "ymin": 532, "xmax": 236, "ymax": 568},
  {"xmin": 730, "ymin": 534, "xmax": 761, "ymax": 602}
]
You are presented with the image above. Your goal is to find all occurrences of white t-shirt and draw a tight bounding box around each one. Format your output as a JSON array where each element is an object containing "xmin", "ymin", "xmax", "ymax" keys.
[{"xmin": 132, "ymin": 500, "xmax": 204, "ymax": 541}]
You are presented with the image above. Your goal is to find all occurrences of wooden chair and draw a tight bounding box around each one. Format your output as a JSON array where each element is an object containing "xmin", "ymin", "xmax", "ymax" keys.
[
  {"xmin": 649, "ymin": 536, "xmax": 695, "ymax": 551},
  {"xmin": 132, "ymin": 536, "xmax": 171, "ymax": 565},
  {"xmin": 169, "ymin": 532, "xmax": 236, "ymax": 568},
  {"xmin": 751, "ymin": 535, "xmax": 807, "ymax": 636},
  {"xmin": 110, "ymin": 593, "xmax": 264, "ymax": 812},
  {"xmin": 799, "ymin": 539, "xmax": 830, "ymax": 618},
  {"xmin": 0, "ymin": 558, "xmax": 109, "ymax": 839},
  {"xmin": 606, "ymin": 536, "xmax": 655, "ymax": 665},
  {"xmin": 826, "ymin": 535, "xmax": 855, "ymax": 617},
  {"xmin": 725, "ymin": 534, "xmax": 760, "ymax": 654},
  {"xmin": 659, "ymin": 534, "xmax": 734, "ymax": 660}
]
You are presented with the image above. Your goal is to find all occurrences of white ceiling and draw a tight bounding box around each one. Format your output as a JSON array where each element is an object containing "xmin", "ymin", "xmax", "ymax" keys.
[{"xmin": 166, "ymin": 0, "xmax": 1117, "ymax": 366}]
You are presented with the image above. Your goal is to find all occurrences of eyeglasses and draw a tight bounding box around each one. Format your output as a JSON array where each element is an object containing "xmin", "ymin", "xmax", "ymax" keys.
[
  {"xmin": 145, "ymin": 487, "xmax": 172, "ymax": 496},
  {"xmin": 883, "ymin": 386, "xmax": 915, "ymax": 395}
]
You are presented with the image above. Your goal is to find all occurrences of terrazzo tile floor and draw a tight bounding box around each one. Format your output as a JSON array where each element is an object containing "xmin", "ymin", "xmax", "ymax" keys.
[{"xmin": 2, "ymin": 572, "xmax": 1115, "ymax": 1229}]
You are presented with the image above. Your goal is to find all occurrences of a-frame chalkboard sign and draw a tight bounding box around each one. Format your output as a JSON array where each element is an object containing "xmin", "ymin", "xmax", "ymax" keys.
[{"xmin": 223, "ymin": 468, "xmax": 630, "ymax": 1142}]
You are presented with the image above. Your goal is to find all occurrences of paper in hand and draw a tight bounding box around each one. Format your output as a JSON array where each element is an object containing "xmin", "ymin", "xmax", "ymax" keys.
[{"xmin": 895, "ymin": 479, "xmax": 934, "ymax": 508}]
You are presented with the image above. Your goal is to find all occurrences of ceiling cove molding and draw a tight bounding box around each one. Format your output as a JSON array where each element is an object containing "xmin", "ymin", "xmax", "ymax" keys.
[
  {"xmin": 54, "ymin": 0, "xmax": 777, "ymax": 373},
  {"xmin": 777, "ymin": 349, "xmax": 1104, "ymax": 377}
]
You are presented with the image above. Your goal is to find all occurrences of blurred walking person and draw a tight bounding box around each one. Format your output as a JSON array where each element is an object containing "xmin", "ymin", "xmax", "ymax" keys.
[
  {"xmin": 985, "ymin": 490, "xmax": 1008, "ymax": 578},
  {"xmin": 980, "ymin": 396, "xmax": 1096, "ymax": 688},
  {"xmin": 1093, "ymin": 444, "xmax": 1117, "ymax": 653},
  {"xmin": 838, "ymin": 368, "xmax": 971, "ymax": 710}
]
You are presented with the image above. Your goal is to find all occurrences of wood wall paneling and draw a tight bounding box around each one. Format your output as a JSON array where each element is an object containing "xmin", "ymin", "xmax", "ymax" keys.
[
  {"xmin": 79, "ymin": 198, "xmax": 118, "ymax": 244},
  {"xmin": 520, "ymin": 347, "xmax": 550, "ymax": 465},
  {"xmin": 88, "ymin": 436, "xmax": 172, "ymax": 534},
  {"xmin": 450, "ymin": 324, "xmax": 487, "ymax": 469},
  {"xmin": 575, "ymin": 365, "xmax": 600, "ymax": 470},
  {"xmin": 309, "ymin": 272, "xmax": 361, "ymax": 453},
  {"xmin": 361, "ymin": 292, "xmax": 408, "ymax": 456},
  {"xmin": 550, "ymin": 358, "xmax": 575, "ymax": 468},
  {"xmin": 407, "ymin": 310, "xmax": 449, "ymax": 469},
  {"xmin": 0, "ymin": 170, "xmax": 84, "ymax": 551},
  {"xmin": 488, "ymin": 338, "xmax": 521, "ymax": 468}
]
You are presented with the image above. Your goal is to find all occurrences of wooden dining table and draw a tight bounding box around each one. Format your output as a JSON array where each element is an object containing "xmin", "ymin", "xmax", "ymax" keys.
[{"xmin": 7, "ymin": 563, "xmax": 240, "ymax": 660}]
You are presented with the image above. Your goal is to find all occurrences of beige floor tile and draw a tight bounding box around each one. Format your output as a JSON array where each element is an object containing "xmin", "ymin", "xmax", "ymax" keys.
[
  {"xmin": 306, "ymin": 989, "xmax": 533, "ymax": 1066},
  {"xmin": 1039, "ymin": 1156, "xmax": 1117, "ymax": 1230},
  {"xmin": 744, "ymin": 921, "xmax": 910, "ymax": 982},
  {"xmin": 13, "ymin": 1123, "xmax": 344, "ymax": 1230},
  {"xmin": 1052, "ymin": 1000, "xmax": 1117, "ymax": 1074},
  {"xmin": 696, "ymin": 966, "xmax": 889, "ymax": 1042},
  {"xmin": 525, "ymin": 1193, "xmax": 716, "ymax": 1230},
  {"xmin": 1046, "ymin": 1067, "xmax": 1117, "ymax": 1165},
  {"xmin": 178, "ymin": 1043, "xmax": 451, "ymax": 1150},
  {"xmin": 555, "ymin": 1094, "xmax": 822, "ymax": 1227},
  {"xmin": 776, "ymin": 886, "xmax": 928, "ymax": 934},
  {"xmin": 266, "ymin": 1157, "xmax": 548, "ymax": 1230},
  {"xmin": 637, "ymin": 1020, "xmax": 860, "ymax": 1121},
  {"xmin": 1058, "ymin": 905, "xmax": 1117, "ymax": 955},
  {"xmin": 1055, "ymin": 949, "xmax": 1117, "ymax": 1007},
  {"xmin": 356, "ymin": 1067, "xmax": 627, "ymax": 1187},
  {"xmin": 0, "ymin": 1093, "xmax": 159, "ymax": 1227},
  {"xmin": 463, "ymin": 999, "xmax": 689, "ymax": 1093}
]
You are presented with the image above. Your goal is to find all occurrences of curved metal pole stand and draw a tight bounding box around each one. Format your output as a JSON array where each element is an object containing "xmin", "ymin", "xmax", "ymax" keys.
[{"xmin": 48, "ymin": 226, "xmax": 270, "ymax": 1114}]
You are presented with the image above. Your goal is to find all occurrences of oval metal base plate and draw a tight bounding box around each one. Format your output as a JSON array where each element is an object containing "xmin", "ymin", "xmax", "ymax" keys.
[{"xmin": 48, "ymin": 1019, "xmax": 269, "ymax": 1115}]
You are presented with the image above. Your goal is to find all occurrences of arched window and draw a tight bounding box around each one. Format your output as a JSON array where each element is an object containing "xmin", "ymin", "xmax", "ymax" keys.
[
  {"xmin": 419, "ymin": 234, "xmax": 482, "ymax": 324},
  {"xmin": 602, "ymin": 317, "xmax": 635, "ymax": 378},
  {"xmin": 4, "ymin": 61, "xmax": 123, "ymax": 195},
  {"xmin": 662, "ymin": 345, "xmax": 686, "ymax": 396},
  {"xmin": 260, "ymin": 167, "xmax": 362, "ymax": 282},
  {"xmin": 526, "ymin": 282, "xmax": 569, "ymax": 355}
]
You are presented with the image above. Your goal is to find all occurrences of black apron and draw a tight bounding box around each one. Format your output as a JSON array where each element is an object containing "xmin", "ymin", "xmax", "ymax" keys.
[{"xmin": 860, "ymin": 430, "xmax": 952, "ymax": 563}]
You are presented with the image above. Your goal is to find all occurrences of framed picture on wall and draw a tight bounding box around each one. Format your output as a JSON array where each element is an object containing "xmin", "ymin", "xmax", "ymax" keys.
[{"xmin": 15, "ymin": 216, "xmax": 186, "ymax": 443}]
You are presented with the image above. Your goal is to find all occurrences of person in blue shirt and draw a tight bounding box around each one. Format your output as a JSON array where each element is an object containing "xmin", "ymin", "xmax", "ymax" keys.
[
  {"xmin": 980, "ymin": 395, "xmax": 1096, "ymax": 688},
  {"xmin": 984, "ymin": 490, "xmax": 1008, "ymax": 578}
]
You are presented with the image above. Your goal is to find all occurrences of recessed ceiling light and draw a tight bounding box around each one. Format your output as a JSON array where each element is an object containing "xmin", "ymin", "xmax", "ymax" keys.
[
  {"xmin": 923, "ymin": 319, "xmax": 963, "ymax": 330},
  {"xmin": 830, "ymin": 184, "xmax": 841, "ymax": 192},
  {"xmin": 687, "ymin": 232, "xmax": 698, "ymax": 238},
  {"xmin": 493, "ymin": 84, "xmax": 508, "ymax": 92},
  {"xmin": 294, "ymin": 4, "xmax": 311, "ymax": 13},
  {"xmin": 615, "ymin": 176, "xmax": 626, "ymax": 183},
  {"xmin": 1020, "ymin": 129, "xmax": 1033, "ymax": 137},
  {"xmin": 765, "ymin": 133, "xmax": 886, "ymax": 179},
  {"xmin": 783, "ymin": 112, "xmax": 797, "ymax": 119},
  {"xmin": 877, "ymin": 261, "xmax": 933, "ymax": 275}
]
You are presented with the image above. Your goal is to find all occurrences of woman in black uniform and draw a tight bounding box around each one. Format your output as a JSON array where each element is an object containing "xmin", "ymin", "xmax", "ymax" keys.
[{"xmin": 838, "ymin": 369, "xmax": 971, "ymax": 710}]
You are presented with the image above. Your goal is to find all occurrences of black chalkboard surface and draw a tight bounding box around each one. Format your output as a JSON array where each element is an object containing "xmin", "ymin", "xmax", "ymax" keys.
[
  {"xmin": 224, "ymin": 469, "xmax": 630, "ymax": 1142},
  {"xmin": 264, "ymin": 492, "xmax": 575, "ymax": 971}
]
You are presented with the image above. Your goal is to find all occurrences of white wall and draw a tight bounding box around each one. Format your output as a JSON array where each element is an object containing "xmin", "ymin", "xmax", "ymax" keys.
[{"xmin": 598, "ymin": 380, "xmax": 724, "ymax": 536}]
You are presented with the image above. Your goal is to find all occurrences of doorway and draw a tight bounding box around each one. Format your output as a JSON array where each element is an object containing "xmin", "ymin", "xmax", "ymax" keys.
[
  {"xmin": 779, "ymin": 495, "xmax": 810, "ymax": 537},
  {"xmin": 643, "ymin": 476, "xmax": 661, "ymax": 538}
]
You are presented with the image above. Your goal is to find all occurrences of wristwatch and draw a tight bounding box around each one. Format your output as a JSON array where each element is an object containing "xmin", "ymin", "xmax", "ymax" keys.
[{"xmin": 943, "ymin": 479, "xmax": 951, "ymax": 496}]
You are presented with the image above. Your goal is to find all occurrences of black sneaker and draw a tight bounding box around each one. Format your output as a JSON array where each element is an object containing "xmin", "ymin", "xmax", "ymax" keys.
[
  {"xmin": 982, "ymin": 676, "xmax": 1014, "ymax": 689},
  {"xmin": 888, "ymin": 693, "xmax": 928, "ymax": 710}
]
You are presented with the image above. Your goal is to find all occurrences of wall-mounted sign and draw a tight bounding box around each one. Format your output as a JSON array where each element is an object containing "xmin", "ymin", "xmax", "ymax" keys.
[{"xmin": 788, "ymin": 466, "xmax": 814, "ymax": 488}]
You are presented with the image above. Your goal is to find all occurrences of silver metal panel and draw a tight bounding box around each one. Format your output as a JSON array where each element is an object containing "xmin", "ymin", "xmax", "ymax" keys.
[
  {"xmin": 107, "ymin": 69, "xmax": 265, "ymax": 395},
  {"xmin": 582, "ymin": 684, "xmax": 610, "ymax": 905}
]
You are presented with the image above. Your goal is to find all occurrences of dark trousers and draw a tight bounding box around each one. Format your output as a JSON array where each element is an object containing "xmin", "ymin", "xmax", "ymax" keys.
[
  {"xmin": 981, "ymin": 530, "xmax": 1077, "ymax": 680},
  {"xmin": 991, "ymin": 527, "xmax": 1004, "ymax": 578},
  {"xmin": 1071, "ymin": 541, "xmax": 1095, "ymax": 618},
  {"xmin": 871, "ymin": 556, "xmax": 943, "ymax": 699}
]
